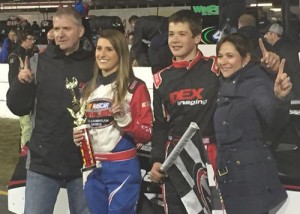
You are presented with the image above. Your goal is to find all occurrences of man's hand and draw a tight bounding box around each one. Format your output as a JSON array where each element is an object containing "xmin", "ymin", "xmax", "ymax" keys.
[
  {"xmin": 73, "ymin": 128, "xmax": 84, "ymax": 146},
  {"xmin": 274, "ymin": 59, "xmax": 292, "ymax": 99},
  {"xmin": 259, "ymin": 38, "xmax": 280, "ymax": 73},
  {"xmin": 18, "ymin": 56, "xmax": 34, "ymax": 83},
  {"xmin": 149, "ymin": 162, "xmax": 165, "ymax": 183}
]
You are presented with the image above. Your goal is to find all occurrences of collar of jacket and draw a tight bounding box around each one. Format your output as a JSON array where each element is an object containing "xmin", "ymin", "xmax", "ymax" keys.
[
  {"xmin": 96, "ymin": 71, "xmax": 118, "ymax": 86},
  {"xmin": 219, "ymin": 62, "xmax": 256, "ymax": 96},
  {"xmin": 172, "ymin": 50, "xmax": 204, "ymax": 70},
  {"xmin": 45, "ymin": 41, "xmax": 94, "ymax": 60},
  {"xmin": 272, "ymin": 38, "xmax": 284, "ymax": 51},
  {"xmin": 14, "ymin": 44, "xmax": 27, "ymax": 56}
]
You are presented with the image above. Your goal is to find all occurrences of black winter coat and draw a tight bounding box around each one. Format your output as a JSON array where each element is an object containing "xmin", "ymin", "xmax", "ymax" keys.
[
  {"xmin": 214, "ymin": 63, "xmax": 289, "ymax": 214},
  {"xmin": 6, "ymin": 42, "xmax": 94, "ymax": 178}
]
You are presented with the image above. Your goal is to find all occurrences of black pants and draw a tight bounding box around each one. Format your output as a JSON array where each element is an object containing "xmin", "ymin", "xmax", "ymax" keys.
[{"xmin": 164, "ymin": 178, "xmax": 187, "ymax": 214}]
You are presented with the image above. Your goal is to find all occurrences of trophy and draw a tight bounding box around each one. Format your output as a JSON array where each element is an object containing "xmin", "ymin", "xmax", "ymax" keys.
[{"xmin": 66, "ymin": 77, "xmax": 96, "ymax": 172}]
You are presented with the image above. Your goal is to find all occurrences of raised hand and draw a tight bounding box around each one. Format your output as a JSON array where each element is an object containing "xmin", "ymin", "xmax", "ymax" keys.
[
  {"xmin": 259, "ymin": 38, "xmax": 280, "ymax": 73},
  {"xmin": 18, "ymin": 56, "xmax": 34, "ymax": 83},
  {"xmin": 274, "ymin": 59, "xmax": 292, "ymax": 99}
]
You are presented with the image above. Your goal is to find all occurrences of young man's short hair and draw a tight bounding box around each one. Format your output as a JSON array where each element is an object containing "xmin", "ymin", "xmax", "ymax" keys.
[
  {"xmin": 17, "ymin": 30, "xmax": 34, "ymax": 44},
  {"xmin": 168, "ymin": 10, "xmax": 202, "ymax": 37}
]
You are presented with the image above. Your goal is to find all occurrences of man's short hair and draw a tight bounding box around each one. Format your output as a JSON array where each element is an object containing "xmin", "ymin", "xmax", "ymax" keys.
[
  {"xmin": 54, "ymin": 6, "xmax": 83, "ymax": 26},
  {"xmin": 238, "ymin": 14, "xmax": 256, "ymax": 28},
  {"xmin": 128, "ymin": 15, "xmax": 139, "ymax": 24},
  {"xmin": 168, "ymin": 10, "xmax": 202, "ymax": 37}
]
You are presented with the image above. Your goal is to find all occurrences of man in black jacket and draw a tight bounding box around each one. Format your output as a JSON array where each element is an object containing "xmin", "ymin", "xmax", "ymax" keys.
[
  {"xmin": 129, "ymin": 15, "xmax": 172, "ymax": 73},
  {"xmin": 264, "ymin": 23, "xmax": 300, "ymax": 98},
  {"xmin": 6, "ymin": 7, "xmax": 94, "ymax": 214}
]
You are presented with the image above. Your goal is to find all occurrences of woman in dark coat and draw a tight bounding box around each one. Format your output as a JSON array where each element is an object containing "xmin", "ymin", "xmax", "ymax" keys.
[{"xmin": 214, "ymin": 34, "xmax": 292, "ymax": 214}]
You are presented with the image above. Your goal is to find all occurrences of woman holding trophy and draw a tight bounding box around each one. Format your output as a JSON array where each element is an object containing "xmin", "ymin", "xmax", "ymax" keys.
[{"xmin": 73, "ymin": 29, "xmax": 153, "ymax": 214}]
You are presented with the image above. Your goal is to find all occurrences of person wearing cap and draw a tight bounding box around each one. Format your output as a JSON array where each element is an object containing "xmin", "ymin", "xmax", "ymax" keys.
[
  {"xmin": 264, "ymin": 23, "xmax": 300, "ymax": 98},
  {"xmin": 264, "ymin": 23, "xmax": 300, "ymax": 160}
]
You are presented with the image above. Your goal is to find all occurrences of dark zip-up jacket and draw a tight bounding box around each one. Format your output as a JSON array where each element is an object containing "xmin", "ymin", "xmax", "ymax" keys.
[
  {"xmin": 6, "ymin": 42, "xmax": 94, "ymax": 178},
  {"xmin": 214, "ymin": 63, "xmax": 288, "ymax": 214}
]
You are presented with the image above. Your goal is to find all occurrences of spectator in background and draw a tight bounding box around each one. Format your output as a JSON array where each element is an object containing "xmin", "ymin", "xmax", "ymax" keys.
[
  {"xmin": 39, "ymin": 29, "xmax": 55, "ymax": 53},
  {"xmin": 14, "ymin": 18, "xmax": 23, "ymax": 32},
  {"xmin": 218, "ymin": 0, "xmax": 246, "ymax": 32},
  {"xmin": 237, "ymin": 13, "xmax": 272, "ymax": 59},
  {"xmin": 0, "ymin": 29, "xmax": 18, "ymax": 63},
  {"xmin": 7, "ymin": 30, "xmax": 35, "ymax": 149},
  {"xmin": 6, "ymin": 19, "xmax": 13, "ymax": 32},
  {"xmin": 21, "ymin": 19, "xmax": 32, "ymax": 32},
  {"xmin": 128, "ymin": 15, "xmax": 172, "ymax": 73},
  {"xmin": 264, "ymin": 23, "xmax": 300, "ymax": 154},
  {"xmin": 127, "ymin": 31, "xmax": 134, "ymax": 45},
  {"xmin": 264, "ymin": 23, "xmax": 300, "ymax": 98},
  {"xmin": 237, "ymin": 14, "xmax": 260, "ymax": 57},
  {"xmin": 258, "ymin": 11, "xmax": 271, "ymax": 34},
  {"xmin": 31, "ymin": 20, "xmax": 41, "ymax": 40},
  {"xmin": 47, "ymin": 28, "xmax": 55, "ymax": 42}
]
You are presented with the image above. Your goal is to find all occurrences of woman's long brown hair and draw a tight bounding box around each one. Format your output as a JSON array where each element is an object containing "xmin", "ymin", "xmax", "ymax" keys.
[{"xmin": 81, "ymin": 29, "xmax": 135, "ymax": 104}]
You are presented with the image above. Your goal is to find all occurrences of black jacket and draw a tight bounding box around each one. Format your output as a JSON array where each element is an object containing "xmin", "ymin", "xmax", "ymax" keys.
[
  {"xmin": 151, "ymin": 51, "xmax": 219, "ymax": 163},
  {"xmin": 6, "ymin": 42, "xmax": 94, "ymax": 178},
  {"xmin": 130, "ymin": 16, "xmax": 168, "ymax": 61},
  {"xmin": 270, "ymin": 38, "xmax": 300, "ymax": 98},
  {"xmin": 214, "ymin": 63, "xmax": 288, "ymax": 214}
]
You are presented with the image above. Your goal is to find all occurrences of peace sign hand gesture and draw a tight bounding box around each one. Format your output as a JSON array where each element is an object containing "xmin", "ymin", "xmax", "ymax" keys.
[
  {"xmin": 274, "ymin": 59, "xmax": 292, "ymax": 99},
  {"xmin": 18, "ymin": 56, "xmax": 34, "ymax": 84}
]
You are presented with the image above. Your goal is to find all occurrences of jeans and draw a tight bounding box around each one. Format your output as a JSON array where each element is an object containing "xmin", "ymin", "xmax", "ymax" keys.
[{"xmin": 25, "ymin": 170, "xmax": 89, "ymax": 214}]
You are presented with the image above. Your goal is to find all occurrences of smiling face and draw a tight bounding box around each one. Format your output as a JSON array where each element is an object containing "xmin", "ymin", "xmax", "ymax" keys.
[
  {"xmin": 96, "ymin": 37, "xmax": 119, "ymax": 76},
  {"xmin": 217, "ymin": 41, "xmax": 250, "ymax": 78},
  {"xmin": 168, "ymin": 21, "xmax": 201, "ymax": 61},
  {"xmin": 53, "ymin": 15, "xmax": 84, "ymax": 55}
]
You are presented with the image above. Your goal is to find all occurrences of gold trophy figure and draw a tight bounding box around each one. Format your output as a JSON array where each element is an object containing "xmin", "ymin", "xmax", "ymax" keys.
[{"xmin": 66, "ymin": 77, "xmax": 96, "ymax": 172}]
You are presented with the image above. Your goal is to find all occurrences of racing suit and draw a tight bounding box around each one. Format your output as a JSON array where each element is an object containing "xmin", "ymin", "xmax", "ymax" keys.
[
  {"xmin": 83, "ymin": 72, "xmax": 153, "ymax": 214},
  {"xmin": 151, "ymin": 50, "xmax": 219, "ymax": 213}
]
